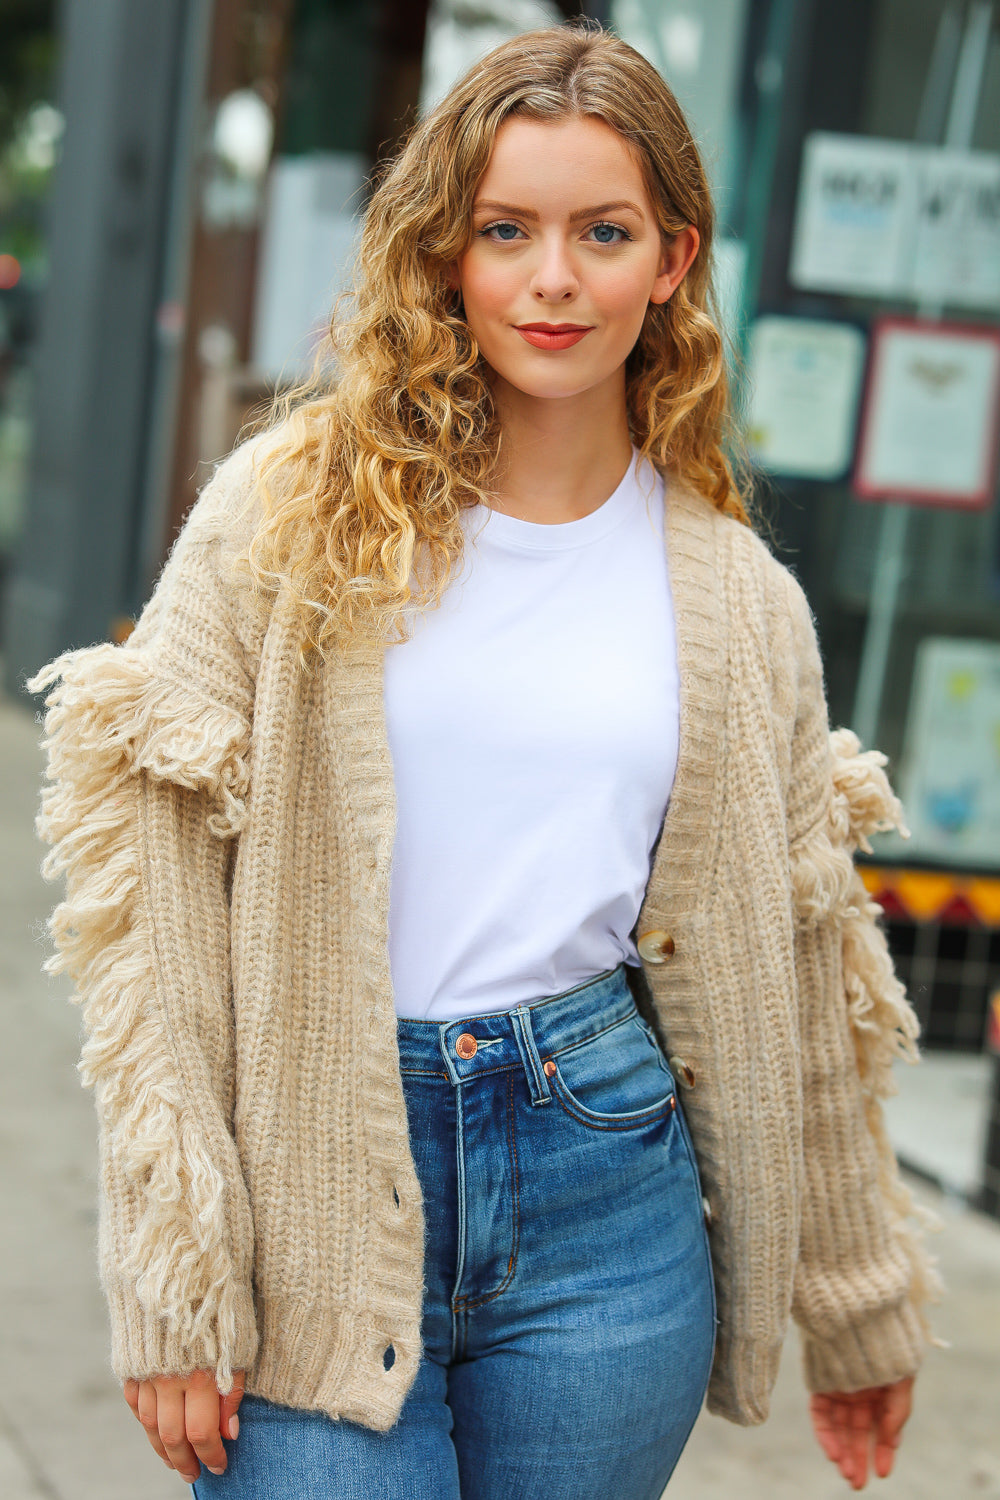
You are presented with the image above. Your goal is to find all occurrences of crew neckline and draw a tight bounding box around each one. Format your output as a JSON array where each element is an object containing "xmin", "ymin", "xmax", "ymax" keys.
[{"xmin": 468, "ymin": 450, "xmax": 660, "ymax": 553}]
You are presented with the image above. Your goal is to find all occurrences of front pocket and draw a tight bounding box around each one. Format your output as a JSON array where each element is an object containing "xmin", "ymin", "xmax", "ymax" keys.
[{"xmin": 547, "ymin": 1015, "xmax": 676, "ymax": 1131}]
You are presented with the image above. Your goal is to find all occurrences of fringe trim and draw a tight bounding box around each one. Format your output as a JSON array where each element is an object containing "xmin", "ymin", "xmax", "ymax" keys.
[
  {"xmin": 791, "ymin": 729, "xmax": 943, "ymax": 1342},
  {"xmin": 828, "ymin": 727, "xmax": 910, "ymax": 856},
  {"xmin": 29, "ymin": 646, "xmax": 252, "ymax": 1386},
  {"xmin": 840, "ymin": 873, "xmax": 919, "ymax": 1094},
  {"xmin": 30, "ymin": 646, "xmax": 250, "ymax": 839},
  {"xmin": 790, "ymin": 729, "xmax": 910, "ymax": 927},
  {"xmin": 789, "ymin": 727, "xmax": 918, "ymax": 1091}
]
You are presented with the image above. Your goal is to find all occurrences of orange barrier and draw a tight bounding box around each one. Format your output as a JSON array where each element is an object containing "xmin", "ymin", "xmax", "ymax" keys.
[{"xmin": 860, "ymin": 867, "xmax": 1000, "ymax": 928}]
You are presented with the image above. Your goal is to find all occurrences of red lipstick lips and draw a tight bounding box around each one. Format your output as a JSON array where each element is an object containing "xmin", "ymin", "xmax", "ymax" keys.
[{"xmin": 515, "ymin": 323, "xmax": 592, "ymax": 350}]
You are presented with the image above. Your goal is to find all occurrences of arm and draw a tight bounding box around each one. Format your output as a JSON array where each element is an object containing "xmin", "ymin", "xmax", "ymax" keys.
[
  {"xmin": 783, "ymin": 576, "xmax": 940, "ymax": 1484},
  {"xmin": 30, "ymin": 452, "xmax": 264, "ymax": 1463}
]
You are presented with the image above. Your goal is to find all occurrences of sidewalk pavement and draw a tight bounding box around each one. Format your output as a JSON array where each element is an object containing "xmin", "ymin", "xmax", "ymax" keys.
[{"xmin": 2, "ymin": 690, "xmax": 998, "ymax": 1499}]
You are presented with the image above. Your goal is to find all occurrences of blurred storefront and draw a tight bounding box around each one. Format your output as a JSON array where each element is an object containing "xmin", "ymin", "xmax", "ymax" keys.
[
  {"xmin": 0, "ymin": 0, "xmax": 58, "ymax": 647},
  {"xmin": 4, "ymin": 0, "xmax": 1000, "ymax": 1194},
  {"xmin": 730, "ymin": 2, "xmax": 1000, "ymax": 1098}
]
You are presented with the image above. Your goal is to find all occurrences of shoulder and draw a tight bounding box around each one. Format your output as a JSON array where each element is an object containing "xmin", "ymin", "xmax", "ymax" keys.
[
  {"xmin": 669, "ymin": 479, "xmax": 818, "ymax": 665},
  {"xmin": 179, "ymin": 426, "xmax": 287, "ymax": 553},
  {"xmin": 126, "ymin": 427, "xmax": 294, "ymax": 673},
  {"xmin": 155, "ymin": 423, "xmax": 295, "ymax": 614},
  {"xmin": 723, "ymin": 506, "xmax": 812, "ymax": 627},
  {"xmin": 673, "ymin": 486, "xmax": 834, "ymax": 841}
]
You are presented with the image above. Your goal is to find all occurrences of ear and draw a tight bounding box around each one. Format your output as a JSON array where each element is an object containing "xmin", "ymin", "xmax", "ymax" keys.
[{"xmin": 649, "ymin": 226, "xmax": 700, "ymax": 305}]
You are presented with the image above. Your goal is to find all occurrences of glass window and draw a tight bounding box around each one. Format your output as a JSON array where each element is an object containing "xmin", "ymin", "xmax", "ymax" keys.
[{"xmin": 0, "ymin": 4, "xmax": 59, "ymax": 596}]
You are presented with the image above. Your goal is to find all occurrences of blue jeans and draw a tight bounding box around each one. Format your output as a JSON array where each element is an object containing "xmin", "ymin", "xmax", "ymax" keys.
[{"xmin": 193, "ymin": 966, "xmax": 716, "ymax": 1498}]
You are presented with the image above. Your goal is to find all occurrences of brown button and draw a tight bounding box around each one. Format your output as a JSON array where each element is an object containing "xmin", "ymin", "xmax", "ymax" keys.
[
  {"xmin": 543, "ymin": 1059, "xmax": 557, "ymax": 1077},
  {"xmin": 670, "ymin": 1055, "xmax": 696, "ymax": 1087},
  {"xmin": 455, "ymin": 1032, "xmax": 478, "ymax": 1060},
  {"xmin": 637, "ymin": 930, "xmax": 676, "ymax": 964}
]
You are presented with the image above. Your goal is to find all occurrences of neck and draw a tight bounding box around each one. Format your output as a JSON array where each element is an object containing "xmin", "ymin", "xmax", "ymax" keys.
[{"xmin": 489, "ymin": 379, "xmax": 634, "ymax": 524}]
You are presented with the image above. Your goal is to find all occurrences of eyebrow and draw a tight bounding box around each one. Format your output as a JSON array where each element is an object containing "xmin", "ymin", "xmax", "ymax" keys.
[{"xmin": 472, "ymin": 199, "xmax": 645, "ymax": 220}]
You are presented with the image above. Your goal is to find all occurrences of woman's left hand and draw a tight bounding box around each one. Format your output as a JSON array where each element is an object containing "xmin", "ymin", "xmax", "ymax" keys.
[{"xmin": 809, "ymin": 1375, "xmax": 915, "ymax": 1490}]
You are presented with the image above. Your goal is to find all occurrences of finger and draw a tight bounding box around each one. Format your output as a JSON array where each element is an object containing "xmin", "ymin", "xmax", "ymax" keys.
[
  {"xmin": 157, "ymin": 1384, "xmax": 202, "ymax": 1484},
  {"xmin": 828, "ymin": 1397, "xmax": 862, "ymax": 1489},
  {"xmin": 815, "ymin": 1394, "xmax": 863, "ymax": 1484},
  {"xmin": 809, "ymin": 1394, "xmax": 843, "ymax": 1466},
  {"xmin": 183, "ymin": 1378, "xmax": 230, "ymax": 1476},
  {"xmin": 135, "ymin": 1380, "xmax": 172, "ymax": 1468},
  {"xmin": 880, "ymin": 1377, "xmax": 914, "ymax": 1441},
  {"xmin": 220, "ymin": 1369, "xmax": 245, "ymax": 1442},
  {"xmin": 874, "ymin": 1435, "xmax": 897, "ymax": 1479},
  {"xmin": 843, "ymin": 1398, "xmax": 875, "ymax": 1490},
  {"xmin": 874, "ymin": 1378, "xmax": 914, "ymax": 1478},
  {"xmin": 122, "ymin": 1379, "xmax": 141, "ymax": 1419}
]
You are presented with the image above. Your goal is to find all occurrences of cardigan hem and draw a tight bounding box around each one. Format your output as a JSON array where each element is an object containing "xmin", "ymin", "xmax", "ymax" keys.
[{"xmin": 249, "ymin": 1297, "xmax": 421, "ymax": 1432}]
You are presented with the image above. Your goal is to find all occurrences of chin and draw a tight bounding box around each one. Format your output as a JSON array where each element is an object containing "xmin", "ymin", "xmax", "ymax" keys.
[{"xmin": 493, "ymin": 363, "xmax": 613, "ymax": 403}]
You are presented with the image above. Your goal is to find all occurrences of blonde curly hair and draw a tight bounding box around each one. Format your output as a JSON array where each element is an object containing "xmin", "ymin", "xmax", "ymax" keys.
[{"xmin": 247, "ymin": 22, "xmax": 750, "ymax": 653}]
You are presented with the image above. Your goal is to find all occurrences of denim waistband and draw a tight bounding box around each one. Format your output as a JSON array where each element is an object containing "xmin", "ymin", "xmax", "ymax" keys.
[{"xmin": 395, "ymin": 965, "xmax": 636, "ymax": 1103}]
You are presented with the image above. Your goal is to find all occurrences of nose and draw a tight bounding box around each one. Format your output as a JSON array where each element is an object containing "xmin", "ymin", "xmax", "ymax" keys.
[{"xmin": 529, "ymin": 235, "xmax": 579, "ymax": 303}]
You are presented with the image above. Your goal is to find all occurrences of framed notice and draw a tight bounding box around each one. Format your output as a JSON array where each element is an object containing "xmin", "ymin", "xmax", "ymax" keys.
[
  {"xmin": 790, "ymin": 134, "xmax": 916, "ymax": 298},
  {"xmin": 790, "ymin": 133, "xmax": 1000, "ymax": 309},
  {"xmin": 899, "ymin": 638, "xmax": 1000, "ymax": 868},
  {"xmin": 911, "ymin": 149, "xmax": 1000, "ymax": 308},
  {"xmin": 748, "ymin": 317, "xmax": 865, "ymax": 479},
  {"xmin": 853, "ymin": 318, "xmax": 1000, "ymax": 508}
]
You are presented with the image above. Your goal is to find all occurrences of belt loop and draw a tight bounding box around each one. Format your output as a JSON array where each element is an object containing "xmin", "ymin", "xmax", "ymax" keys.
[
  {"xmin": 511, "ymin": 1005, "xmax": 552, "ymax": 1106},
  {"xmin": 437, "ymin": 1024, "xmax": 461, "ymax": 1086}
]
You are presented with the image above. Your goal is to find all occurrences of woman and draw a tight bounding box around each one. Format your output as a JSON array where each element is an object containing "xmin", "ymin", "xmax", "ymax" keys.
[{"xmin": 31, "ymin": 23, "xmax": 936, "ymax": 1499}]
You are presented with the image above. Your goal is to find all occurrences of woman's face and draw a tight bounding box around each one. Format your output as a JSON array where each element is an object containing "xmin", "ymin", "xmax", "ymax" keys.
[{"xmin": 454, "ymin": 114, "xmax": 699, "ymax": 412}]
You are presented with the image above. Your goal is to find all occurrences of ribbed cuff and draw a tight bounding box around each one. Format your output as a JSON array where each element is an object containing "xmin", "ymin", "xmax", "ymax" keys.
[
  {"xmin": 705, "ymin": 1336, "xmax": 784, "ymax": 1426},
  {"xmin": 801, "ymin": 1298, "xmax": 925, "ymax": 1394},
  {"xmin": 105, "ymin": 1277, "xmax": 259, "ymax": 1395}
]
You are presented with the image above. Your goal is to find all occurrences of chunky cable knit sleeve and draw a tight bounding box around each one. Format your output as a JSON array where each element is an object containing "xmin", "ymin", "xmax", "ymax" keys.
[
  {"xmin": 29, "ymin": 448, "xmax": 263, "ymax": 1392},
  {"xmin": 784, "ymin": 575, "xmax": 940, "ymax": 1394}
]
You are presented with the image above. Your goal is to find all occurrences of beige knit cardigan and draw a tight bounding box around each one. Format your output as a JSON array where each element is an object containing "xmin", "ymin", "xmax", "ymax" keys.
[{"xmin": 31, "ymin": 438, "xmax": 937, "ymax": 1432}]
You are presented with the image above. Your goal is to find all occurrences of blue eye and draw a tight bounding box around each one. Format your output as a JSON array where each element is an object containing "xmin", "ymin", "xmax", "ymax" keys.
[
  {"xmin": 481, "ymin": 221, "xmax": 522, "ymax": 241},
  {"xmin": 589, "ymin": 222, "xmax": 629, "ymax": 244}
]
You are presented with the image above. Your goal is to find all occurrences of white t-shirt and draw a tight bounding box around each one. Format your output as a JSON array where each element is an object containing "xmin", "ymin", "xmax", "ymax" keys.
[{"xmin": 383, "ymin": 452, "xmax": 679, "ymax": 1020}]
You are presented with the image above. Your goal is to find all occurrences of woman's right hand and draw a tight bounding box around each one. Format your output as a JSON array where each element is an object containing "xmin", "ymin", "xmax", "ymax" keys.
[
  {"xmin": 809, "ymin": 1375, "xmax": 914, "ymax": 1489},
  {"xmin": 123, "ymin": 1368, "xmax": 244, "ymax": 1482}
]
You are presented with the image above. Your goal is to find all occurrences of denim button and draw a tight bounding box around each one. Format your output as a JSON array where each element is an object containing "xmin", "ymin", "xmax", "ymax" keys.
[
  {"xmin": 543, "ymin": 1059, "xmax": 557, "ymax": 1077},
  {"xmin": 455, "ymin": 1032, "xmax": 478, "ymax": 1059}
]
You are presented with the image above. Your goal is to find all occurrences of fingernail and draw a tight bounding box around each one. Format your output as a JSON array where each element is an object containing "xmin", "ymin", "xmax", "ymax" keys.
[
  {"xmin": 229, "ymin": 1414, "xmax": 239, "ymax": 1440},
  {"xmin": 209, "ymin": 1467, "xmax": 225, "ymax": 1475}
]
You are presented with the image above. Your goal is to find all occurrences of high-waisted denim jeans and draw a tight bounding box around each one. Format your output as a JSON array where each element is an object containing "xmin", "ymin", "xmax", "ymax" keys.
[{"xmin": 193, "ymin": 966, "xmax": 716, "ymax": 1499}]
